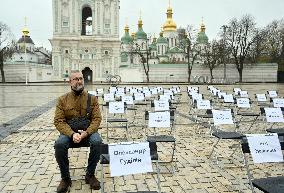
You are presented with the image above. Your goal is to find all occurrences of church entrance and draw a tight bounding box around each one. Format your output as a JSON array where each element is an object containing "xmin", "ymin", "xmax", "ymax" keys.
[{"xmin": 82, "ymin": 67, "xmax": 93, "ymax": 83}]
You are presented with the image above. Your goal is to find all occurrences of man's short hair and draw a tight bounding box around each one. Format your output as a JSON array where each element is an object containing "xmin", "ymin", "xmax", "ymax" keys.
[{"xmin": 69, "ymin": 70, "xmax": 82, "ymax": 79}]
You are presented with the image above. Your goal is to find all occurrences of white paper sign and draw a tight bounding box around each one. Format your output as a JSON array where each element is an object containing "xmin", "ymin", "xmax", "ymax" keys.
[
  {"xmin": 268, "ymin": 91, "xmax": 278, "ymax": 98},
  {"xmin": 218, "ymin": 92, "xmax": 227, "ymax": 99},
  {"xmin": 246, "ymin": 133, "xmax": 283, "ymax": 163},
  {"xmin": 134, "ymin": 93, "xmax": 145, "ymax": 101},
  {"xmin": 115, "ymin": 92, "xmax": 125, "ymax": 98},
  {"xmin": 197, "ymin": 100, "xmax": 211, "ymax": 109},
  {"xmin": 234, "ymin": 88, "xmax": 241, "ymax": 95},
  {"xmin": 88, "ymin": 91, "xmax": 97, "ymax": 96},
  {"xmin": 237, "ymin": 98, "xmax": 250, "ymax": 108},
  {"xmin": 154, "ymin": 100, "xmax": 169, "ymax": 111},
  {"xmin": 143, "ymin": 90, "xmax": 152, "ymax": 98},
  {"xmin": 240, "ymin": 91, "xmax": 248, "ymax": 98},
  {"xmin": 157, "ymin": 87, "xmax": 163, "ymax": 93},
  {"xmin": 122, "ymin": 96, "xmax": 134, "ymax": 105},
  {"xmin": 109, "ymin": 142, "xmax": 153, "ymax": 177},
  {"xmin": 109, "ymin": 87, "xmax": 117, "ymax": 93},
  {"xmin": 159, "ymin": 94, "xmax": 172, "ymax": 101},
  {"xmin": 224, "ymin": 94, "xmax": 234, "ymax": 103},
  {"xmin": 148, "ymin": 111, "xmax": 171, "ymax": 128},
  {"xmin": 264, "ymin": 108, "xmax": 284, "ymax": 122},
  {"xmin": 109, "ymin": 102, "xmax": 125, "ymax": 114},
  {"xmin": 130, "ymin": 88, "xmax": 138, "ymax": 95},
  {"xmin": 96, "ymin": 88, "xmax": 104, "ymax": 94},
  {"xmin": 192, "ymin": 93, "xmax": 203, "ymax": 101},
  {"xmin": 150, "ymin": 88, "xmax": 158, "ymax": 95},
  {"xmin": 125, "ymin": 87, "xmax": 132, "ymax": 92},
  {"xmin": 212, "ymin": 109, "xmax": 234, "ymax": 125},
  {"xmin": 117, "ymin": 87, "xmax": 125, "ymax": 93},
  {"xmin": 273, "ymin": 98, "xmax": 284, "ymax": 107},
  {"xmin": 256, "ymin": 94, "xmax": 267, "ymax": 102},
  {"xmin": 104, "ymin": 93, "xmax": 115, "ymax": 102}
]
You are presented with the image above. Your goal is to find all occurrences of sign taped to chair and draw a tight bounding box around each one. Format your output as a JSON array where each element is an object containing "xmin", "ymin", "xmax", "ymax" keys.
[
  {"xmin": 273, "ymin": 98, "xmax": 284, "ymax": 107},
  {"xmin": 237, "ymin": 98, "xmax": 250, "ymax": 108},
  {"xmin": 246, "ymin": 133, "xmax": 283, "ymax": 163},
  {"xmin": 197, "ymin": 100, "xmax": 211, "ymax": 109},
  {"xmin": 256, "ymin": 94, "xmax": 267, "ymax": 102},
  {"xmin": 264, "ymin": 107, "xmax": 284, "ymax": 122},
  {"xmin": 212, "ymin": 109, "xmax": 234, "ymax": 125},
  {"xmin": 148, "ymin": 111, "xmax": 171, "ymax": 128},
  {"xmin": 109, "ymin": 142, "xmax": 153, "ymax": 177},
  {"xmin": 154, "ymin": 100, "xmax": 169, "ymax": 111},
  {"xmin": 109, "ymin": 101, "xmax": 124, "ymax": 114},
  {"xmin": 104, "ymin": 93, "xmax": 115, "ymax": 102},
  {"xmin": 224, "ymin": 94, "xmax": 234, "ymax": 103}
]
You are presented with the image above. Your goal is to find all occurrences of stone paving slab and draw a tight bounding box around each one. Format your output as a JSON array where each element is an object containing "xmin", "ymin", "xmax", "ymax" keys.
[{"xmin": 0, "ymin": 83, "xmax": 284, "ymax": 193}]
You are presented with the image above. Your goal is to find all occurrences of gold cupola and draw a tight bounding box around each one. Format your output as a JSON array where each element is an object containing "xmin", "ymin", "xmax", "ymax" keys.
[
  {"xmin": 162, "ymin": 1, "xmax": 177, "ymax": 32},
  {"xmin": 200, "ymin": 23, "xmax": 206, "ymax": 32}
]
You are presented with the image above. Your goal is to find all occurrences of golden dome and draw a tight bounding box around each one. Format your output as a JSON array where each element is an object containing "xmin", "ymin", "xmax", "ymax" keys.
[
  {"xmin": 22, "ymin": 27, "xmax": 30, "ymax": 36},
  {"xmin": 163, "ymin": 5, "xmax": 177, "ymax": 32},
  {"xmin": 124, "ymin": 24, "xmax": 129, "ymax": 33},
  {"xmin": 131, "ymin": 32, "xmax": 136, "ymax": 39},
  {"xmin": 200, "ymin": 23, "xmax": 206, "ymax": 32}
]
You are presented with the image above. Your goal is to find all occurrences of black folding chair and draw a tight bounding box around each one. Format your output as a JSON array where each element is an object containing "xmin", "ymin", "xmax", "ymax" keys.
[
  {"xmin": 99, "ymin": 142, "xmax": 161, "ymax": 193},
  {"xmin": 241, "ymin": 136, "xmax": 284, "ymax": 193}
]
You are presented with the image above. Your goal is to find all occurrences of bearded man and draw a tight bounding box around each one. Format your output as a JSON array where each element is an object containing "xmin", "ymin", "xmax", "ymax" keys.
[{"xmin": 54, "ymin": 70, "xmax": 102, "ymax": 193}]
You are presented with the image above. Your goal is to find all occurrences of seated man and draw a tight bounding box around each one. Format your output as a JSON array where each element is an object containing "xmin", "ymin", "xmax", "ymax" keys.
[{"xmin": 54, "ymin": 70, "xmax": 102, "ymax": 193}]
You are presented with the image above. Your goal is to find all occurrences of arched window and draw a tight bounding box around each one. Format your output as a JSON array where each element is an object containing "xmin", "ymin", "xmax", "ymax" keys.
[{"xmin": 82, "ymin": 6, "xmax": 93, "ymax": 35}]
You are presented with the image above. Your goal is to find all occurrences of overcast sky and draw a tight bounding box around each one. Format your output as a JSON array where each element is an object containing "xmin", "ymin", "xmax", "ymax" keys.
[{"xmin": 1, "ymin": 0, "xmax": 284, "ymax": 50}]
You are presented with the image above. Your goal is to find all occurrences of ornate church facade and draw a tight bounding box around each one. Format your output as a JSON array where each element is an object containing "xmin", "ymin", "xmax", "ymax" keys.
[
  {"xmin": 119, "ymin": 3, "xmax": 209, "ymax": 82},
  {"xmin": 50, "ymin": 0, "xmax": 120, "ymax": 82}
]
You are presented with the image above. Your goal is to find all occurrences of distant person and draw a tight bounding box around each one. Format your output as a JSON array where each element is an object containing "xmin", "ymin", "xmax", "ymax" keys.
[{"xmin": 54, "ymin": 70, "xmax": 102, "ymax": 193}]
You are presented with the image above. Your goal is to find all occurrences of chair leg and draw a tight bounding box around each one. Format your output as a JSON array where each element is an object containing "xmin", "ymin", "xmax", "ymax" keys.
[
  {"xmin": 100, "ymin": 160, "xmax": 104, "ymax": 193},
  {"xmin": 209, "ymin": 138, "xmax": 220, "ymax": 159},
  {"xmin": 243, "ymin": 154, "xmax": 255, "ymax": 193},
  {"xmin": 156, "ymin": 160, "xmax": 161, "ymax": 193},
  {"xmin": 106, "ymin": 122, "xmax": 109, "ymax": 142}
]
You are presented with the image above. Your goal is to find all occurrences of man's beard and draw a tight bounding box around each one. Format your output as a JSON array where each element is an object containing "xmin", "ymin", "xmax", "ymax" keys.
[{"xmin": 71, "ymin": 84, "xmax": 84, "ymax": 95}]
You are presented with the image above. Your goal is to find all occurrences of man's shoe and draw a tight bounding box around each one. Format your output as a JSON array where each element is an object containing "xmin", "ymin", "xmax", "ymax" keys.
[
  {"xmin": 57, "ymin": 177, "xmax": 71, "ymax": 193},
  {"xmin": 85, "ymin": 174, "xmax": 101, "ymax": 190}
]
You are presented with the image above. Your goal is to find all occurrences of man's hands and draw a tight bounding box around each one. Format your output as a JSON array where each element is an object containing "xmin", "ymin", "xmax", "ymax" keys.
[{"xmin": 72, "ymin": 130, "xmax": 88, "ymax": 143}]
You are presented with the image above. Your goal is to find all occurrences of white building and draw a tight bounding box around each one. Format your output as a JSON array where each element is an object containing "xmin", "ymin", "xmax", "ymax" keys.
[
  {"xmin": 50, "ymin": 0, "xmax": 121, "ymax": 82},
  {"xmin": 3, "ymin": 28, "xmax": 53, "ymax": 82},
  {"xmin": 119, "ymin": 3, "xmax": 209, "ymax": 82}
]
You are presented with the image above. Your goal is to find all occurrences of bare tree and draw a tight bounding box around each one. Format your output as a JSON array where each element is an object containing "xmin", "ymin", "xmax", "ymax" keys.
[
  {"xmin": 0, "ymin": 22, "xmax": 15, "ymax": 83},
  {"xmin": 180, "ymin": 25, "xmax": 201, "ymax": 83},
  {"xmin": 248, "ymin": 28, "xmax": 268, "ymax": 64},
  {"xmin": 263, "ymin": 19, "xmax": 284, "ymax": 64},
  {"xmin": 201, "ymin": 40, "xmax": 223, "ymax": 80},
  {"xmin": 225, "ymin": 15, "xmax": 257, "ymax": 82},
  {"xmin": 132, "ymin": 41, "xmax": 151, "ymax": 83}
]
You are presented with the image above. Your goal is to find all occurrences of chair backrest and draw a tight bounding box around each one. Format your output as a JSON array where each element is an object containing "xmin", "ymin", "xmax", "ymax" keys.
[
  {"xmin": 100, "ymin": 142, "xmax": 158, "ymax": 165},
  {"xmin": 241, "ymin": 135, "xmax": 284, "ymax": 192},
  {"xmin": 241, "ymin": 136, "xmax": 284, "ymax": 154}
]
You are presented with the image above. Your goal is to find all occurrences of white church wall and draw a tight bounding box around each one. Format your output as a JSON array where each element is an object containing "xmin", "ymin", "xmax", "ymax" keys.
[
  {"xmin": 136, "ymin": 63, "xmax": 278, "ymax": 83},
  {"xmin": 119, "ymin": 67, "xmax": 143, "ymax": 82}
]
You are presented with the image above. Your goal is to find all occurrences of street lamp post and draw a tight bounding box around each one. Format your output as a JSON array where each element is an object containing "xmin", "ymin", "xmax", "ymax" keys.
[
  {"xmin": 24, "ymin": 35, "xmax": 28, "ymax": 85},
  {"xmin": 221, "ymin": 25, "xmax": 228, "ymax": 81},
  {"xmin": 22, "ymin": 18, "xmax": 29, "ymax": 85}
]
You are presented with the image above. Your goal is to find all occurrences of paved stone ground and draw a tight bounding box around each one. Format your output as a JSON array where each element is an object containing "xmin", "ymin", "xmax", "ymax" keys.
[{"xmin": 0, "ymin": 83, "xmax": 284, "ymax": 193}]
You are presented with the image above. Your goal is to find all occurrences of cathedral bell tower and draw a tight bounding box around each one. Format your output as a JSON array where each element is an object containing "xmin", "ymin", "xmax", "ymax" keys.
[{"xmin": 50, "ymin": 0, "xmax": 120, "ymax": 82}]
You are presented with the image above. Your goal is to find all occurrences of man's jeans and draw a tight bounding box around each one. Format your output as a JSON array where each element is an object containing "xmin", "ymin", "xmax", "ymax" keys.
[{"xmin": 54, "ymin": 133, "xmax": 102, "ymax": 179}]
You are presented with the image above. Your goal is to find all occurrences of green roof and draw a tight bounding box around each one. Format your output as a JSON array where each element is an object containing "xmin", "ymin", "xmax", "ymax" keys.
[
  {"xmin": 167, "ymin": 47, "xmax": 184, "ymax": 54},
  {"xmin": 149, "ymin": 42, "xmax": 157, "ymax": 50},
  {"xmin": 121, "ymin": 31, "xmax": 133, "ymax": 44},
  {"xmin": 157, "ymin": 36, "xmax": 168, "ymax": 44},
  {"xmin": 136, "ymin": 27, "xmax": 147, "ymax": 40},
  {"xmin": 197, "ymin": 32, "xmax": 208, "ymax": 44}
]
